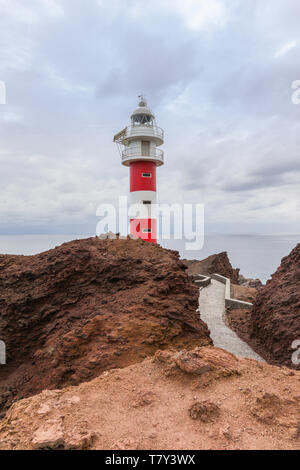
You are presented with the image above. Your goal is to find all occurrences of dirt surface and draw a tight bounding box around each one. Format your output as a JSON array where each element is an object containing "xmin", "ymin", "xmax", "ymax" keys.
[
  {"xmin": 250, "ymin": 243, "xmax": 300, "ymax": 370},
  {"xmin": 0, "ymin": 237, "xmax": 211, "ymax": 413},
  {"xmin": 0, "ymin": 346, "xmax": 299, "ymax": 451},
  {"xmin": 183, "ymin": 252, "xmax": 240, "ymax": 284}
]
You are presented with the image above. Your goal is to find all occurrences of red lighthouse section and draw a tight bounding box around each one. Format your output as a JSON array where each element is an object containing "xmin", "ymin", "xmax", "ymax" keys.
[{"xmin": 130, "ymin": 161, "xmax": 156, "ymax": 192}]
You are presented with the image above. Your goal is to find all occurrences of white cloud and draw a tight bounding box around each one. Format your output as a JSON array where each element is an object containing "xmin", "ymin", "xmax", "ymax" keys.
[
  {"xmin": 44, "ymin": 66, "xmax": 94, "ymax": 94},
  {"xmin": 2, "ymin": 112, "xmax": 22, "ymax": 123},
  {"xmin": 122, "ymin": 0, "xmax": 227, "ymax": 31},
  {"xmin": 274, "ymin": 40, "xmax": 296, "ymax": 58},
  {"xmin": 164, "ymin": 0, "xmax": 227, "ymax": 30},
  {"xmin": 0, "ymin": 0, "xmax": 64, "ymax": 24}
]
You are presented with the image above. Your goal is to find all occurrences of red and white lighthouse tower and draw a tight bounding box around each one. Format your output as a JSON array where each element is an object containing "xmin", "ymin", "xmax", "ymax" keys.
[{"xmin": 114, "ymin": 96, "xmax": 164, "ymax": 243}]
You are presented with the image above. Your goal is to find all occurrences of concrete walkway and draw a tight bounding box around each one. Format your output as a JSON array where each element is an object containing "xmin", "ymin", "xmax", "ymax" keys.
[{"xmin": 199, "ymin": 279, "xmax": 264, "ymax": 361}]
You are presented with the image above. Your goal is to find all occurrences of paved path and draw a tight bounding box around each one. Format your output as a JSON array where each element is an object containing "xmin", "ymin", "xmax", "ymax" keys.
[{"xmin": 199, "ymin": 279, "xmax": 264, "ymax": 361}]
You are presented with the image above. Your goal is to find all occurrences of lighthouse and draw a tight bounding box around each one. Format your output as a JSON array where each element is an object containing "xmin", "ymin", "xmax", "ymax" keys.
[{"xmin": 114, "ymin": 96, "xmax": 164, "ymax": 243}]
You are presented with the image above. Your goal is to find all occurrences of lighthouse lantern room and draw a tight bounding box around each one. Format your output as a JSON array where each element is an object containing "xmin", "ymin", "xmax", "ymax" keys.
[{"xmin": 114, "ymin": 96, "xmax": 164, "ymax": 243}]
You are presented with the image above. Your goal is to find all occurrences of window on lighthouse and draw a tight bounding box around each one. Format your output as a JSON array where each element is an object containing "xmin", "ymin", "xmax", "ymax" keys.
[
  {"xmin": 132, "ymin": 114, "xmax": 153, "ymax": 126},
  {"xmin": 142, "ymin": 172, "xmax": 152, "ymax": 178},
  {"xmin": 143, "ymin": 201, "xmax": 151, "ymax": 205}
]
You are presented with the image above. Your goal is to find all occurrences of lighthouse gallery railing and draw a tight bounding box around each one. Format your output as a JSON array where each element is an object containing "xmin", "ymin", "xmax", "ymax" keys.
[
  {"xmin": 122, "ymin": 147, "xmax": 164, "ymax": 163},
  {"xmin": 115, "ymin": 125, "xmax": 164, "ymax": 142}
]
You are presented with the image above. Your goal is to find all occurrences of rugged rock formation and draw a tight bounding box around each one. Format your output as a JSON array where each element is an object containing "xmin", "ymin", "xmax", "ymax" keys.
[
  {"xmin": 0, "ymin": 347, "xmax": 299, "ymax": 450},
  {"xmin": 238, "ymin": 274, "xmax": 263, "ymax": 289},
  {"xmin": 250, "ymin": 243, "xmax": 300, "ymax": 369},
  {"xmin": 226, "ymin": 308, "xmax": 255, "ymax": 346},
  {"xmin": 183, "ymin": 252, "xmax": 240, "ymax": 284},
  {"xmin": 0, "ymin": 237, "xmax": 211, "ymax": 413}
]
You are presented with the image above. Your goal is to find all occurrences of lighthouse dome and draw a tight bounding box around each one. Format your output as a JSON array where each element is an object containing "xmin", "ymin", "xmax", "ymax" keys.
[{"xmin": 131, "ymin": 96, "xmax": 154, "ymax": 124}]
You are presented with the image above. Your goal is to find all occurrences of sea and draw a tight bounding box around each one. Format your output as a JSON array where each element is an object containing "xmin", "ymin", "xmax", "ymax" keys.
[{"xmin": 0, "ymin": 233, "xmax": 299, "ymax": 284}]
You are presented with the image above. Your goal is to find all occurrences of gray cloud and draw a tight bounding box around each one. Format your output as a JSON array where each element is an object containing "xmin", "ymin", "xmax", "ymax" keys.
[{"xmin": 0, "ymin": 0, "xmax": 300, "ymax": 234}]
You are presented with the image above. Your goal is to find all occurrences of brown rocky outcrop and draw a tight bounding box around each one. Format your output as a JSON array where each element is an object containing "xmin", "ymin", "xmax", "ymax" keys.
[
  {"xmin": 0, "ymin": 347, "xmax": 299, "ymax": 450},
  {"xmin": 238, "ymin": 275, "xmax": 263, "ymax": 289},
  {"xmin": 250, "ymin": 243, "xmax": 300, "ymax": 369},
  {"xmin": 183, "ymin": 252, "xmax": 240, "ymax": 284},
  {"xmin": 231, "ymin": 284, "xmax": 258, "ymax": 304},
  {"xmin": 0, "ymin": 237, "xmax": 211, "ymax": 413}
]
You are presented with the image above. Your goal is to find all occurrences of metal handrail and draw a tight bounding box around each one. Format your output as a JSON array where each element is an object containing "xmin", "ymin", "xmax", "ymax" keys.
[
  {"xmin": 122, "ymin": 148, "xmax": 164, "ymax": 159},
  {"xmin": 122, "ymin": 150, "xmax": 164, "ymax": 164},
  {"xmin": 123, "ymin": 125, "xmax": 164, "ymax": 141}
]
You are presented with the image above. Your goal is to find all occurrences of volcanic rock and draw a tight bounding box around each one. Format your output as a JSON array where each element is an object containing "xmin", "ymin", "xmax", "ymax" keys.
[
  {"xmin": 250, "ymin": 243, "xmax": 300, "ymax": 369},
  {"xmin": 0, "ymin": 237, "xmax": 211, "ymax": 412},
  {"xmin": 189, "ymin": 401, "xmax": 221, "ymax": 422},
  {"xmin": 183, "ymin": 252, "xmax": 240, "ymax": 284},
  {"xmin": 238, "ymin": 274, "xmax": 263, "ymax": 289}
]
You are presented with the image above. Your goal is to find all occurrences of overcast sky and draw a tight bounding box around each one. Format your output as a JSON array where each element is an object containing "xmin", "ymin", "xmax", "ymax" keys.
[{"xmin": 0, "ymin": 0, "xmax": 300, "ymax": 235}]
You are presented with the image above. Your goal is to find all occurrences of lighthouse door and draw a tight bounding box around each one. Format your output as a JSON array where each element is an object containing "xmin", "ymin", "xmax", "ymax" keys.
[{"xmin": 141, "ymin": 141, "xmax": 150, "ymax": 156}]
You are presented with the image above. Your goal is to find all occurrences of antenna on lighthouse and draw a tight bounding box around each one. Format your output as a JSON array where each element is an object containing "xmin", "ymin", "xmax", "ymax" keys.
[{"xmin": 138, "ymin": 94, "xmax": 147, "ymax": 107}]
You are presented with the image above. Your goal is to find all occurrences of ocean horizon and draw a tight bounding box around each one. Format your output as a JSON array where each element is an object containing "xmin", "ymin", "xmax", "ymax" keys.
[{"xmin": 0, "ymin": 233, "xmax": 298, "ymax": 284}]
